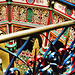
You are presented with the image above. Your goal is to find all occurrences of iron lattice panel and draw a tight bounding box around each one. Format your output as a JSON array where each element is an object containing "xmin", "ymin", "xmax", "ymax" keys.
[
  {"xmin": 19, "ymin": 6, "xmax": 26, "ymax": 22},
  {"xmin": 12, "ymin": 5, "xmax": 19, "ymax": 21},
  {"xmin": 12, "ymin": 5, "xmax": 49, "ymax": 25},
  {"xmin": 41, "ymin": 10, "xmax": 49, "ymax": 25},
  {"xmin": 34, "ymin": 9, "xmax": 40, "ymax": 24},
  {"xmin": 0, "ymin": 5, "xmax": 7, "ymax": 21}
]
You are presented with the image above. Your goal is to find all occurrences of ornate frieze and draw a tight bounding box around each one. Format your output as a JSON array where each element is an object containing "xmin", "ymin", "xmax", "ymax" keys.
[{"xmin": 12, "ymin": 5, "xmax": 49, "ymax": 25}]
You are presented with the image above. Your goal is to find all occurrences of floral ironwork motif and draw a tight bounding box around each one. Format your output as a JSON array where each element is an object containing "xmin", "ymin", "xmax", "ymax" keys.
[
  {"xmin": 34, "ymin": 9, "xmax": 40, "ymax": 24},
  {"xmin": 52, "ymin": 14, "xmax": 58, "ymax": 24},
  {"xmin": 0, "ymin": 5, "xmax": 7, "ymax": 21},
  {"xmin": 20, "ymin": 7, "xmax": 25, "ymax": 21},
  {"xmin": 41, "ymin": 10, "xmax": 49, "ymax": 25},
  {"xmin": 12, "ymin": 5, "xmax": 19, "ymax": 21}
]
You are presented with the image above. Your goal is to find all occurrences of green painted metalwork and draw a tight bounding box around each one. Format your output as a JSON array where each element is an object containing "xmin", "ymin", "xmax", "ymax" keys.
[
  {"xmin": 5, "ymin": 40, "xmax": 17, "ymax": 52},
  {"xmin": 27, "ymin": 8, "xmax": 33, "ymax": 22},
  {"xmin": 63, "ymin": 28, "xmax": 69, "ymax": 36}
]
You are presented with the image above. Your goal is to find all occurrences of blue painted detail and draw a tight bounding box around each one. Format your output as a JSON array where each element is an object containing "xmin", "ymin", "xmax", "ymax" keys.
[
  {"xmin": 47, "ymin": 69, "xmax": 53, "ymax": 75},
  {"xmin": 36, "ymin": 27, "xmax": 68, "ymax": 72},
  {"xmin": 62, "ymin": 52, "xmax": 74, "ymax": 66},
  {"xmin": 39, "ymin": 64, "xmax": 51, "ymax": 72},
  {"xmin": 39, "ymin": 63, "xmax": 58, "ymax": 72},
  {"xmin": 0, "ymin": 26, "xmax": 74, "ymax": 75},
  {"xmin": 0, "ymin": 47, "xmax": 17, "ymax": 57},
  {"xmin": 8, "ymin": 68, "xmax": 20, "ymax": 75},
  {"xmin": 65, "ymin": 61, "xmax": 71, "ymax": 65},
  {"xmin": 61, "ymin": 65, "xmax": 75, "ymax": 75},
  {"xmin": 40, "ymin": 64, "xmax": 44, "ymax": 69},
  {"xmin": 60, "ymin": 0, "xmax": 75, "ymax": 7},
  {"xmin": 48, "ymin": 52, "xmax": 56, "ymax": 60},
  {"xmin": 43, "ymin": 27, "xmax": 68, "ymax": 59},
  {"xmin": 62, "ymin": 39, "xmax": 75, "ymax": 66},
  {"xmin": 25, "ymin": 70, "xmax": 31, "ymax": 75}
]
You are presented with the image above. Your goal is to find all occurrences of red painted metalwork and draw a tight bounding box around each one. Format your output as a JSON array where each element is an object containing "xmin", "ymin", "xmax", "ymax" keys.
[
  {"xmin": 8, "ymin": 4, "xmax": 11, "ymax": 33},
  {"xmin": 8, "ymin": 5, "xmax": 11, "ymax": 22},
  {"xmin": 48, "ymin": 11, "xmax": 52, "ymax": 25},
  {"xmin": 44, "ymin": 11, "xmax": 52, "ymax": 47},
  {"xmin": 44, "ymin": 32, "xmax": 48, "ymax": 47}
]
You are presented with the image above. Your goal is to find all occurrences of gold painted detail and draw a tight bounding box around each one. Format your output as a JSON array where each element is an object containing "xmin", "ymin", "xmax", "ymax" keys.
[
  {"xmin": 12, "ymin": 5, "xmax": 49, "ymax": 25},
  {"xmin": 32, "ymin": 38, "xmax": 40, "ymax": 55},
  {"xmin": 0, "ymin": 5, "xmax": 7, "ymax": 21}
]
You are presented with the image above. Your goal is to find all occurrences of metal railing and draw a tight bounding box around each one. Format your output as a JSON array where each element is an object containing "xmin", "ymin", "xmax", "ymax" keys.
[
  {"xmin": 0, "ymin": 20, "xmax": 75, "ymax": 43},
  {"xmin": 0, "ymin": 20, "xmax": 75, "ymax": 75}
]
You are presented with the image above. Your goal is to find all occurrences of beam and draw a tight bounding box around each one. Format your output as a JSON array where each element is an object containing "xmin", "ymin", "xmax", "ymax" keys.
[
  {"xmin": 52, "ymin": 9, "xmax": 73, "ymax": 20},
  {"xmin": 0, "ymin": 20, "xmax": 75, "ymax": 43}
]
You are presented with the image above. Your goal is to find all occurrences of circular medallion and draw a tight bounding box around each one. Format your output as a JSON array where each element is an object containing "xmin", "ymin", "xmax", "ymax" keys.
[
  {"xmin": 66, "ymin": 7, "xmax": 72, "ymax": 15},
  {"xmin": 27, "ymin": 0, "xmax": 34, "ymax": 4}
]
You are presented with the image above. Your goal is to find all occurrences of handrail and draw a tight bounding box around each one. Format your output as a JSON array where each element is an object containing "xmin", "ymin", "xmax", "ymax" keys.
[{"xmin": 0, "ymin": 20, "xmax": 75, "ymax": 43}]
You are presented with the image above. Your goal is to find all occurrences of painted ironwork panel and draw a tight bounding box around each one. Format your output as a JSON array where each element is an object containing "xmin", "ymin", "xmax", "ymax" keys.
[
  {"xmin": 0, "ymin": 21, "xmax": 74, "ymax": 75},
  {"xmin": 34, "ymin": 9, "xmax": 40, "ymax": 24},
  {"xmin": 15, "ymin": 50, "xmax": 33, "ymax": 74},
  {"xmin": 41, "ymin": 10, "xmax": 49, "ymax": 25},
  {"xmin": 51, "ymin": 13, "xmax": 71, "ymax": 45},
  {"xmin": 34, "ymin": 0, "xmax": 48, "ymax": 6},
  {"xmin": 12, "ymin": 5, "xmax": 49, "ymax": 25},
  {"xmin": 20, "ymin": 7, "xmax": 26, "ymax": 22},
  {"xmin": 52, "ymin": 14, "xmax": 58, "ymax": 24},
  {"xmin": 12, "ymin": 5, "xmax": 19, "ymax": 21},
  {"xmin": 0, "ymin": 5, "xmax": 7, "ymax": 21}
]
